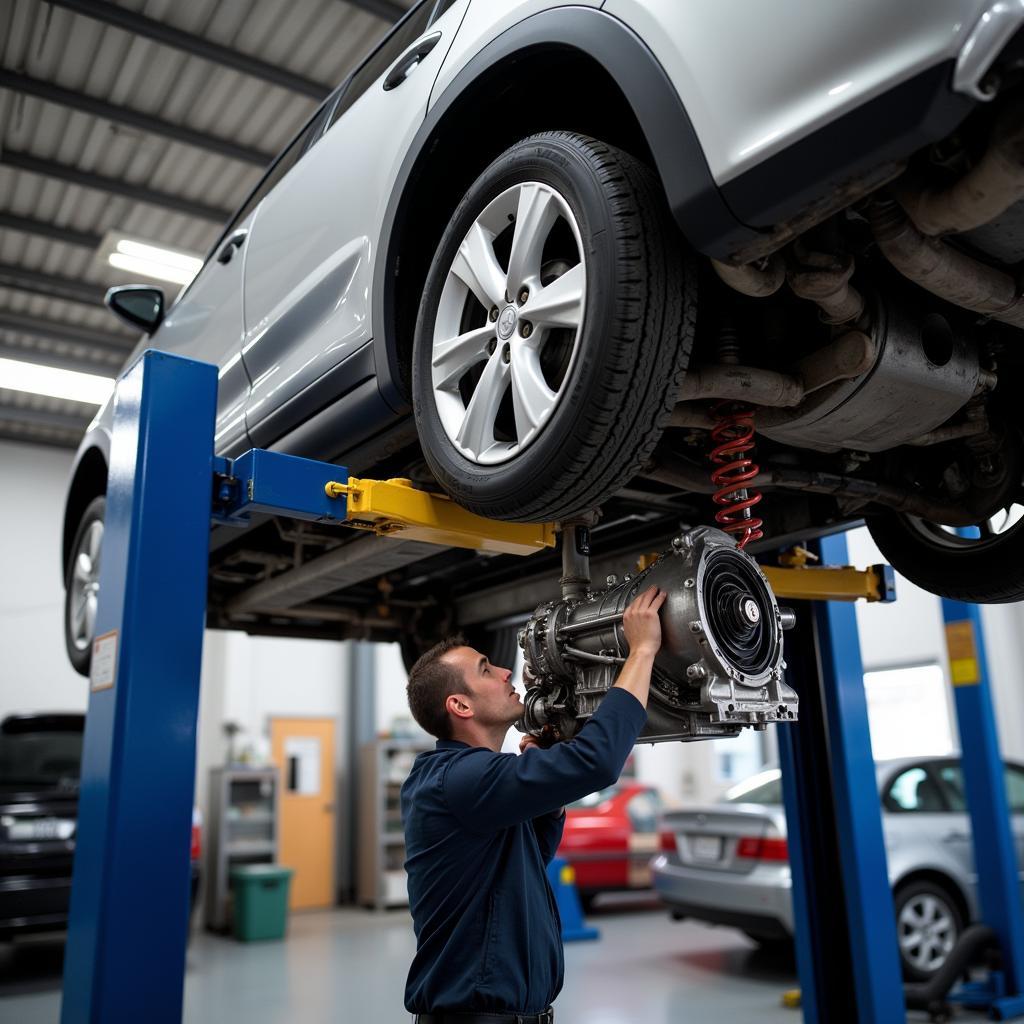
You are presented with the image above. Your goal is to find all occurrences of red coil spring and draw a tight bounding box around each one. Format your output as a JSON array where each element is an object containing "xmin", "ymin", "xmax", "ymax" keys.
[{"xmin": 709, "ymin": 400, "xmax": 764, "ymax": 549}]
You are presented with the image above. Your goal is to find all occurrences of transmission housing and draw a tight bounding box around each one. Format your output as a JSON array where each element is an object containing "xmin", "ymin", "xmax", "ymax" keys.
[{"xmin": 518, "ymin": 526, "xmax": 797, "ymax": 744}]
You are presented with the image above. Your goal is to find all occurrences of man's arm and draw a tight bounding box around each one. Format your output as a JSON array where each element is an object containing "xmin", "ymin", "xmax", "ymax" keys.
[
  {"xmin": 531, "ymin": 809, "xmax": 566, "ymax": 865},
  {"xmin": 443, "ymin": 587, "xmax": 666, "ymax": 831}
]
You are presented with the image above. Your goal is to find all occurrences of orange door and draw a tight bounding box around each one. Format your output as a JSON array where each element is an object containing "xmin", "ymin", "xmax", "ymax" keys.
[{"xmin": 270, "ymin": 717, "xmax": 336, "ymax": 910}]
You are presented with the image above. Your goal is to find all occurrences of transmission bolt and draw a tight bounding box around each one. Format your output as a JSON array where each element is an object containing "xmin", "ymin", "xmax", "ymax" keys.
[
  {"xmin": 686, "ymin": 664, "xmax": 706, "ymax": 680},
  {"xmin": 689, "ymin": 621, "xmax": 703, "ymax": 634}
]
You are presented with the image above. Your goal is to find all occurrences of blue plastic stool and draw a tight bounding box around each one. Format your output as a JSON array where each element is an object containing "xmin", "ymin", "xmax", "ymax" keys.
[{"xmin": 546, "ymin": 857, "xmax": 599, "ymax": 942}]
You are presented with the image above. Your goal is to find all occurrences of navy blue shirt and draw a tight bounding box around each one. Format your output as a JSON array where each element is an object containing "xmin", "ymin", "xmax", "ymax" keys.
[{"xmin": 401, "ymin": 687, "xmax": 647, "ymax": 1014}]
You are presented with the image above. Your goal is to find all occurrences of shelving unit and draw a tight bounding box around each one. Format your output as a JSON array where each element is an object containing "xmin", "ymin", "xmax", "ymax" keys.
[
  {"xmin": 205, "ymin": 766, "xmax": 279, "ymax": 931},
  {"xmin": 357, "ymin": 740, "xmax": 430, "ymax": 909}
]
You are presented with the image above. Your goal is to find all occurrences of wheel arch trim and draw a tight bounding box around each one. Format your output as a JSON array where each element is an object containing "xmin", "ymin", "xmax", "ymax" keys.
[
  {"xmin": 62, "ymin": 431, "xmax": 110, "ymax": 580},
  {"xmin": 370, "ymin": 4, "xmax": 754, "ymax": 413}
]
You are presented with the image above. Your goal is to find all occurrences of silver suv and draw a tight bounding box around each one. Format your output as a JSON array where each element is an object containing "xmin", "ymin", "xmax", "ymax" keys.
[{"xmin": 64, "ymin": 1, "xmax": 1024, "ymax": 672}]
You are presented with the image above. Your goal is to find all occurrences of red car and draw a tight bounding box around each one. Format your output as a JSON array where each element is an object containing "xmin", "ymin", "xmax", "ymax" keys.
[{"xmin": 558, "ymin": 783, "xmax": 676, "ymax": 910}]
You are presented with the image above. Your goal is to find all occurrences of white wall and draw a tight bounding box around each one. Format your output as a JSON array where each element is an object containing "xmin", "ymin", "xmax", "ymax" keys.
[{"xmin": 0, "ymin": 441, "xmax": 90, "ymax": 713}]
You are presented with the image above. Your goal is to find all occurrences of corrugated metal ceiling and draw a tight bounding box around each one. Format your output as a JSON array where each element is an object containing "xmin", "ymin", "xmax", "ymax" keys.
[{"xmin": 0, "ymin": 0, "xmax": 412, "ymax": 449}]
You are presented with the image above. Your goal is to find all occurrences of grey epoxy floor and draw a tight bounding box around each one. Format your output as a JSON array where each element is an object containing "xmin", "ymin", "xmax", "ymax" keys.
[{"xmin": 0, "ymin": 899, "xmax": 987, "ymax": 1023}]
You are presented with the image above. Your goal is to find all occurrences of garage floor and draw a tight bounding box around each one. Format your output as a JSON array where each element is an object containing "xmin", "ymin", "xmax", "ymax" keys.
[{"xmin": 0, "ymin": 901, "xmax": 984, "ymax": 1022}]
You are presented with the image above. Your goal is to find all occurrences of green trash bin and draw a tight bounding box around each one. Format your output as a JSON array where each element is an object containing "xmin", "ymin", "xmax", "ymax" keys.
[{"xmin": 230, "ymin": 865, "xmax": 294, "ymax": 941}]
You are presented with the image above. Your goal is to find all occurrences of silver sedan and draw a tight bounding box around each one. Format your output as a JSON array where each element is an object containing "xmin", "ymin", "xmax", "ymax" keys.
[{"xmin": 651, "ymin": 758, "xmax": 1024, "ymax": 980}]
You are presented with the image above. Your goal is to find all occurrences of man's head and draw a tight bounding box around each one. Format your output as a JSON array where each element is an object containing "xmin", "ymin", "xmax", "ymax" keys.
[{"xmin": 406, "ymin": 635, "xmax": 520, "ymax": 743}]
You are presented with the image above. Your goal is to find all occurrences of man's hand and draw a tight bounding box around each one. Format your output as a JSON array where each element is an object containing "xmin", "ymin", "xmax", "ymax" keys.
[
  {"xmin": 519, "ymin": 735, "xmax": 544, "ymax": 754},
  {"xmin": 622, "ymin": 585, "xmax": 667, "ymax": 656}
]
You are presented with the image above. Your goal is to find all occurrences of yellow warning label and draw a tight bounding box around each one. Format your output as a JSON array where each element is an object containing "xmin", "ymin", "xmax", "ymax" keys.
[
  {"xmin": 945, "ymin": 621, "xmax": 980, "ymax": 686},
  {"xmin": 560, "ymin": 865, "xmax": 575, "ymax": 886}
]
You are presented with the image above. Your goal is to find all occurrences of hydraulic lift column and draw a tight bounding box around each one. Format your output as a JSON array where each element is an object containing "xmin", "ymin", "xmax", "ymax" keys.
[{"xmin": 61, "ymin": 352, "xmax": 217, "ymax": 1024}]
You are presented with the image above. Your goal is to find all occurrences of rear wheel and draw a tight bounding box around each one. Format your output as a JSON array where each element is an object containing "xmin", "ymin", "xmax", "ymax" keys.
[
  {"xmin": 413, "ymin": 130, "xmax": 695, "ymax": 522},
  {"xmin": 894, "ymin": 879, "xmax": 964, "ymax": 982},
  {"xmin": 64, "ymin": 495, "xmax": 105, "ymax": 677},
  {"xmin": 866, "ymin": 503, "xmax": 1024, "ymax": 603}
]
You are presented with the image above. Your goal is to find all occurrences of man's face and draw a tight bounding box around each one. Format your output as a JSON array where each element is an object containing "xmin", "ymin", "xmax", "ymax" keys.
[{"xmin": 443, "ymin": 646, "xmax": 521, "ymax": 728}]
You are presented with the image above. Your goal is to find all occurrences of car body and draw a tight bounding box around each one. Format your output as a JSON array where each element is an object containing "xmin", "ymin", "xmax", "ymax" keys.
[
  {"xmin": 63, "ymin": 1, "xmax": 1024, "ymax": 676},
  {"xmin": 557, "ymin": 783, "xmax": 675, "ymax": 905},
  {"xmin": 0, "ymin": 713, "xmax": 200, "ymax": 940},
  {"xmin": 651, "ymin": 759, "xmax": 1024, "ymax": 978}
]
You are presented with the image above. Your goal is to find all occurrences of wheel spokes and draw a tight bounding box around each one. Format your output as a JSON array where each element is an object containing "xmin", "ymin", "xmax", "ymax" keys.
[
  {"xmin": 432, "ymin": 325, "xmax": 494, "ymax": 390},
  {"xmin": 520, "ymin": 263, "xmax": 584, "ymax": 329},
  {"xmin": 451, "ymin": 222, "xmax": 507, "ymax": 310},
  {"xmin": 455, "ymin": 350, "xmax": 510, "ymax": 458},
  {"xmin": 510, "ymin": 343, "xmax": 558, "ymax": 441},
  {"xmin": 506, "ymin": 183, "xmax": 559, "ymax": 296}
]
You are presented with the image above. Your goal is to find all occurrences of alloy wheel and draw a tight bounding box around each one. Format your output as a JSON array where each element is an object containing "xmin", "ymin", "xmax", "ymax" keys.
[
  {"xmin": 69, "ymin": 519, "xmax": 102, "ymax": 653},
  {"xmin": 431, "ymin": 180, "xmax": 586, "ymax": 465},
  {"xmin": 898, "ymin": 891, "xmax": 957, "ymax": 974}
]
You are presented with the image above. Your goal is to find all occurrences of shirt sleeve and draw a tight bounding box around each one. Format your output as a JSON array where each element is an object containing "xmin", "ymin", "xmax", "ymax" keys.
[
  {"xmin": 443, "ymin": 687, "xmax": 647, "ymax": 831},
  {"xmin": 531, "ymin": 809, "xmax": 566, "ymax": 865}
]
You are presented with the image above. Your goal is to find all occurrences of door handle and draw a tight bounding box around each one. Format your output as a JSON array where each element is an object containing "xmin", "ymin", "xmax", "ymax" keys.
[
  {"xmin": 383, "ymin": 32, "xmax": 442, "ymax": 91},
  {"xmin": 217, "ymin": 229, "xmax": 248, "ymax": 264}
]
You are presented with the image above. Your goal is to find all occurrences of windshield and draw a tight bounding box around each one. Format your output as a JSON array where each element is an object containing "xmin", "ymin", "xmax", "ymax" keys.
[
  {"xmin": 0, "ymin": 718, "xmax": 84, "ymax": 791},
  {"xmin": 569, "ymin": 785, "xmax": 620, "ymax": 809}
]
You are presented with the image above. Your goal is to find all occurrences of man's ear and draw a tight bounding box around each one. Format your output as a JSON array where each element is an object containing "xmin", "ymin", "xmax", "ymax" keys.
[{"xmin": 445, "ymin": 693, "xmax": 474, "ymax": 721}]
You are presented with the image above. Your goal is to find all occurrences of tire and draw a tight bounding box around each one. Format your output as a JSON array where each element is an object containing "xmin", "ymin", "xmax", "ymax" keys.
[
  {"xmin": 64, "ymin": 495, "xmax": 105, "ymax": 677},
  {"xmin": 894, "ymin": 879, "xmax": 964, "ymax": 982},
  {"xmin": 866, "ymin": 509, "xmax": 1024, "ymax": 603},
  {"xmin": 413, "ymin": 131, "xmax": 695, "ymax": 522}
]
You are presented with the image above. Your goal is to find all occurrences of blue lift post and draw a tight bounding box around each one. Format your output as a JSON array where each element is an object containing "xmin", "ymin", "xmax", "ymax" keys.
[
  {"xmin": 777, "ymin": 531, "xmax": 906, "ymax": 1023},
  {"xmin": 940, "ymin": 596, "xmax": 1024, "ymax": 1018},
  {"xmin": 61, "ymin": 353, "xmax": 218, "ymax": 1024}
]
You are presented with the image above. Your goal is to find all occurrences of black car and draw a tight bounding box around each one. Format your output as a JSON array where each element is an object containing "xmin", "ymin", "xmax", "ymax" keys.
[{"xmin": 0, "ymin": 713, "xmax": 200, "ymax": 940}]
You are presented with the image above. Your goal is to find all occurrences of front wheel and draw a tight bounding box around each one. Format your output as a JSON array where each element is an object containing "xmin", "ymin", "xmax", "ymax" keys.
[
  {"xmin": 413, "ymin": 131, "xmax": 695, "ymax": 523},
  {"xmin": 64, "ymin": 495, "xmax": 105, "ymax": 677},
  {"xmin": 894, "ymin": 879, "xmax": 964, "ymax": 982}
]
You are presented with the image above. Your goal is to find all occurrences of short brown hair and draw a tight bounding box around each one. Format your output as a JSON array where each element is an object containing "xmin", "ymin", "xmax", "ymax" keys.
[{"xmin": 406, "ymin": 634, "xmax": 469, "ymax": 740}]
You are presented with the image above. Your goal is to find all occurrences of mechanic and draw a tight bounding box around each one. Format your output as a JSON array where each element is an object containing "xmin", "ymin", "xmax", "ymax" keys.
[{"xmin": 400, "ymin": 585, "xmax": 667, "ymax": 1023}]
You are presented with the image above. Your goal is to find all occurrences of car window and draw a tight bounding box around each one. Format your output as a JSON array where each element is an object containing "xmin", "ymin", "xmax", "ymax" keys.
[
  {"xmin": 327, "ymin": 1, "xmax": 435, "ymax": 129},
  {"xmin": 884, "ymin": 765, "xmax": 947, "ymax": 812},
  {"xmin": 569, "ymin": 785, "xmax": 619, "ymax": 810},
  {"xmin": 934, "ymin": 763, "xmax": 967, "ymax": 812},
  {"xmin": 724, "ymin": 772, "xmax": 783, "ymax": 805},
  {"xmin": 626, "ymin": 790, "xmax": 661, "ymax": 832},
  {"xmin": 1005, "ymin": 765, "xmax": 1024, "ymax": 813}
]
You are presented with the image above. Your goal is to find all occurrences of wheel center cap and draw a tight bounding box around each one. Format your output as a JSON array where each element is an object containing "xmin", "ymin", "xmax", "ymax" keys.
[{"xmin": 497, "ymin": 305, "xmax": 518, "ymax": 341}]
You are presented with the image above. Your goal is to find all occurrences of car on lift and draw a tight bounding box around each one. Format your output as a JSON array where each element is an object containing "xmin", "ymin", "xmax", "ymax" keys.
[
  {"xmin": 63, "ymin": 1, "xmax": 1024, "ymax": 677},
  {"xmin": 0, "ymin": 713, "xmax": 201, "ymax": 941},
  {"xmin": 557, "ymin": 782, "xmax": 676, "ymax": 911},
  {"xmin": 651, "ymin": 759, "xmax": 1024, "ymax": 982}
]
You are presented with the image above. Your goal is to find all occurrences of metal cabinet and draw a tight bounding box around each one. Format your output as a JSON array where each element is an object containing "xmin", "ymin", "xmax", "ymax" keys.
[
  {"xmin": 357, "ymin": 741, "xmax": 430, "ymax": 909},
  {"xmin": 205, "ymin": 767, "xmax": 279, "ymax": 930}
]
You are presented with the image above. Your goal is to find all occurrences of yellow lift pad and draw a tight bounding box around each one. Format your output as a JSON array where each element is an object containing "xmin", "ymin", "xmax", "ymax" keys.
[{"xmin": 325, "ymin": 477, "xmax": 556, "ymax": 556}]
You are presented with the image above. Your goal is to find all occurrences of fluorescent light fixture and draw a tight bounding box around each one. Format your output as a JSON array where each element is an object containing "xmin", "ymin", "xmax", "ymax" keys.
[
  {"xmin": 98, "ymin": 233, "xmax": 203, "ymax": 286},
  {"xmin": 0, "ymin": 357, "xmax": 114, "ymax": 405}
]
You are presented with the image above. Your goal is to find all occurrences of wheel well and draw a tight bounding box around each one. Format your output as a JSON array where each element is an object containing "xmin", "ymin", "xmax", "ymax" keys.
[
  {"xmin": 62, "ymin": 447, "xmax": 108, "ymax": 575},
  {"xmin": 894, "ymin": 869, "xmax": 971, "ymax": 925},
  {"xmin": 386, "ymin": 48, "xmax": 658, "ymax": 403}
]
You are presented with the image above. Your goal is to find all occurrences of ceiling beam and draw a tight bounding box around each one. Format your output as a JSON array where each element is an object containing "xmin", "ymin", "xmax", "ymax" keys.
[
  {"xmin": 0, "ymin": 310, "xmax": 134, "ymax": 354},
  {"xmin": 0, "ymin": 263, "xmax": 106, "ymax": 306},
  {"xmin": 0, "ymin": 341, "xmax": 119, "ymax": 377},
  {"xmin": 0, "ymin": 211, "xmax": 102, "ymax": 249},
  {"xmin": 1, "ymin": 150, "xmax": 232, "ymax": 222},
  {"xmin": 47, "ymin": 0, "xmax": 330, "ymax": 100},
  {"xmin": 0, "ymin": 70, "xmax": 271, "ymax": 167},
  {"xmin": 0, "ymin": 404, "xmax": 93, "ymax": 433},
  {"xmin": 341, "ymin": 0, "xmax": 406, "ymax": 22}
]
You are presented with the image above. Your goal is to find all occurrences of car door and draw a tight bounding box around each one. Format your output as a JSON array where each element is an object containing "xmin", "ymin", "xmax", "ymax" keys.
[
  {"xmin": 240, "ymin": 0, "xmax": 471, "ymax": 446},
  {"xmin": 934, "ymin": 760, "xmax": 1024, "ymax": 898},
  {"xmin": 881, "ymin": 763, "xmax": 970, "ymax": 885},
  {"xmin": 146, "ymin": 210, "xmax": 256, "ymax": 457}
]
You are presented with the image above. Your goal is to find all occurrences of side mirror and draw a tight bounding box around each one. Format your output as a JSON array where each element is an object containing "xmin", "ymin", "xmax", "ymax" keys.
[{"xmin": 105, "ymin": 285, "xmax": 165, "ymax": 334}]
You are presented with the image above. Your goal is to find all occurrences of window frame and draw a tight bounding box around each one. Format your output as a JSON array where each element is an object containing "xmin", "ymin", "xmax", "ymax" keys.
[{"xmin": 881, "ymin": 761, "xmax": 955, "ymax": 814}]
